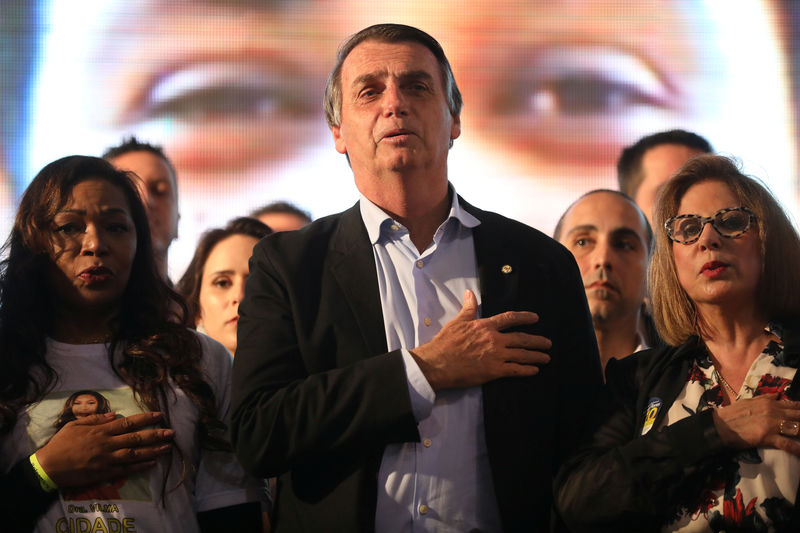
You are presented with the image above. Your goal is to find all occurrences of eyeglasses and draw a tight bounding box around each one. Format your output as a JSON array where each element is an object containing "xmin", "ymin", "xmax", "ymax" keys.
[{"xmin": 665, "ymin": 207, "xmax": 756, "ymax": 244}]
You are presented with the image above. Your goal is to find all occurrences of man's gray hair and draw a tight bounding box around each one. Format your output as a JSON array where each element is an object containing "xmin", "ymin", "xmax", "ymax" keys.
[{"xmin": 323, "ymin": 23, "xmax": 463, "ymax": 129}]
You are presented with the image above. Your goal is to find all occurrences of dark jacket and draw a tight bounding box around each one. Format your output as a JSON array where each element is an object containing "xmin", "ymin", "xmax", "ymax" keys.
[
  {"xmin": 231, "ymin": 200, "xmax": 603, "ymax": 532},
  {"xmin": 555, "ymin": 330, "xmax": 800, "ymax": 532}
]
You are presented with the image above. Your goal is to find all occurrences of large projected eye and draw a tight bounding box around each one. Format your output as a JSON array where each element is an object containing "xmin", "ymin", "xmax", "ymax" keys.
[
  {"xmin": 115, "ymin": 58, "xmax": 323, "ymax": 173},
  {"xmin": 504, "ymin": 46, "xmax": 672, "ymax": 117},
  {"xmin": 475, "ymin": 44, "xmax": 680, "ymax": 165},
  {"xmin": 132, "ymin": 62, "xmax": 314, "ymax": 122}
]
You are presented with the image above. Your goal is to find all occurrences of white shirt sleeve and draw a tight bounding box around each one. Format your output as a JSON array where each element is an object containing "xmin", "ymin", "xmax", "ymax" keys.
[{"xmin": 193, "ymin": 332, "xmax": 270, "ymax": 512}]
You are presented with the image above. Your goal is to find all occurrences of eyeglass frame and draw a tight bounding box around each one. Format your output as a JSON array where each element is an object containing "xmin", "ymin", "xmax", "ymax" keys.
[{"xmin": 664, "ymin": 206, "xmax": 756, "ymax": 244}]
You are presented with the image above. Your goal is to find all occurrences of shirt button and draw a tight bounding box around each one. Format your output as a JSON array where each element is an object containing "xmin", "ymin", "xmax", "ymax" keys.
[
  {"xmin": 390, "ymin": 224, "xmax": 399, "ymax": 231},
  {"xmin": 423, "ymin": 438, "xmax": 432, "ymax": 447},
  {"xmin": 416, "ymin": 260, "xmax": 424, "ymax": 268},
  {"xmin": 419, "ymin": 504, "xmax": 429, "ymax": 515},
  {"xmin": 424, "ymin": 317, "xmax": 432, "ymax": 327}
]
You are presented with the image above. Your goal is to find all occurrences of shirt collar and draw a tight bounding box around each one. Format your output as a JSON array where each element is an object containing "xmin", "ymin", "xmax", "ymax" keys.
[{"xmin": 359, "ymin": 184, "xmax": 480, "ymax": 245}]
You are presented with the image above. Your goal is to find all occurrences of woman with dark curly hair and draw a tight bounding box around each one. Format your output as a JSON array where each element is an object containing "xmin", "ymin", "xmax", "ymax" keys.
[
  {"xmin": 0, "ymin": 156, "xmax": 265, "ymax": 532},
  {"xmin": 556, "ymin": 155, "xmax": 800, "ymax": 531},
  {"xmin": 177, "ymin": 217, "xmax": 272, "ymax": 356}
]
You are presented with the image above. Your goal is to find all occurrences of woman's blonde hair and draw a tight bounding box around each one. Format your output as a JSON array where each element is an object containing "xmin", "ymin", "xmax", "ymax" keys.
[{"xmin": 649, "ymin": 155, "xmax": 800, "ymax": 345}]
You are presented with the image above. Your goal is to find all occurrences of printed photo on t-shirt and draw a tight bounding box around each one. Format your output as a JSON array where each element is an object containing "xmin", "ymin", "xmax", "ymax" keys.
[{"xmin": 27, "ymin": 387, "xmax": 152, "ymax": 502}]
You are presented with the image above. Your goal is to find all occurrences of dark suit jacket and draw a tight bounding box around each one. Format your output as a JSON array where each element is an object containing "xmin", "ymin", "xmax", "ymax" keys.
[{"xmin": 231, "ymin": 199, "xmax": 602, "ymax": 532}]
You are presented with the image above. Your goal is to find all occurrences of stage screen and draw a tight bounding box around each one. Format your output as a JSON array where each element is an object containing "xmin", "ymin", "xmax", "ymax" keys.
[{"xmin": 2, "ymin": 1, "xmax": 798, "ymax": 278}]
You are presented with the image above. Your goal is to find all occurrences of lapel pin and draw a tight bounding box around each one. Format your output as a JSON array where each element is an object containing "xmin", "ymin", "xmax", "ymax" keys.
[
  {"xmin": 501, "ymin": 264, "xmax": 512, "ymax": 274},
  {"xmin": 641, "ymin": 397, "xmax": 662, "ymax": 435}
]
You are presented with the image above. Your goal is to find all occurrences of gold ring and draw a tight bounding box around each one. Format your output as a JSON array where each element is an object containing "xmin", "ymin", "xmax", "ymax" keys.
[{"xmin": 779, "ymin": 420, "xmax": 800, "ymax": 437}]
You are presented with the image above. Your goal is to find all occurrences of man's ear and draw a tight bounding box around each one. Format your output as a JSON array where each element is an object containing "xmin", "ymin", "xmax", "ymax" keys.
[
  {"xmin": 450, "ymin": 113, "xmax": 461, "ymax": 142},
  {"xmin": 332, "ymin": 125, "xmax": 347, "ymax": 155}
]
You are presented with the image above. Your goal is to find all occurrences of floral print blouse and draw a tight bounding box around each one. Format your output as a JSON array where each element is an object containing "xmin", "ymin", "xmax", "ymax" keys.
[{"xmin": 662, "ymin": 328, "xmax": 799, "ymax": 532}]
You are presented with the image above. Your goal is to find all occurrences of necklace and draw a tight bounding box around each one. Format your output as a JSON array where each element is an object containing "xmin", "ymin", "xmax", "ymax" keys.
[{"xmin": 715, "ymin": 369, "xmax": 739, "ymax": 400}]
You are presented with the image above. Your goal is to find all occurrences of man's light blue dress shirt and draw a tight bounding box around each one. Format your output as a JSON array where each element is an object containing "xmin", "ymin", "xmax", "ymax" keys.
[{"xmin": 360, "ymin": 190, "xmax": 503, "ymax": 533}]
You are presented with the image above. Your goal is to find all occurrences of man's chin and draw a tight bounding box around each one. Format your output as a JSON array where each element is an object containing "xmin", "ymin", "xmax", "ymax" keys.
[{"xmin": 588, "ymin": 303, "xmax": 619, "ymax": 323}]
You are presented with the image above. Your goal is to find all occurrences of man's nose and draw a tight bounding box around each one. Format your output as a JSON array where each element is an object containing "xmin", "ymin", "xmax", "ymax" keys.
[
  {"xmin": 382, "ymin": 84, "xmax": 409, "ymax": 117},
  {"xmin": 592, "ymin": 241, "xmax": 613, "ymax": 269},
  {"xmin": 134, "ymin": 178, "xmax": 151, "ymax": 208},
  {"xmin": 139, "ymin": 188, "xmax": 155, "ymax": 210}
]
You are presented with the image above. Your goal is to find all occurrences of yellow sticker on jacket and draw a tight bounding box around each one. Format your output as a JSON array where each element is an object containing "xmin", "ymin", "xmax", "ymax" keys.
[{"xmin": 641, "ymin": 397, "xmax": 661, "ymax": 435}]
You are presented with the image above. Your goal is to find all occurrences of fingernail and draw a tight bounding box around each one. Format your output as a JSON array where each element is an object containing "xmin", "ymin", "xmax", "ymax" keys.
[{"xmin": 163, "ymin": 429, "xmax": 175, "ymax": 438}]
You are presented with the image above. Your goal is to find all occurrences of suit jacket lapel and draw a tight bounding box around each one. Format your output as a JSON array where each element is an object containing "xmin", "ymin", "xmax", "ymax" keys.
[
  {"xmin": 324, "ymin": 198, "xmax": 523, "ymax": 359},
  {"xmin": 462, "ymin": 199, "xmax": 521, "ymax": 316},
  {"xmin": 325, "ymin": 198, "xmax": 520, "ymax": 359},
  {"xmin": 328, "ymin": 204, "xmax": 389, "ymax": 358}
]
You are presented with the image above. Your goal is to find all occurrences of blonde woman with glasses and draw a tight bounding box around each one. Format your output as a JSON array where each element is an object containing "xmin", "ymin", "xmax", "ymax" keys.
[{"xmin": 556, "ymin": 155, "xmax": 800, "ymax": 532}]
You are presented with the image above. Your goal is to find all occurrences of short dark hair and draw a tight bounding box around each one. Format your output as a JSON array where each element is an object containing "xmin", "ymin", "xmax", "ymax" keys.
[
  {"xmin": 102, "ymin": 136, "xmax": 177, "ymax": 190},
  {"xmin": 323, "ymin": 23, "xmax": 462, "ymax": 130},
  {"xmin": 250, "ymin": 201, "xmax": 312, "ymax": 225},
  {"xmin": 617, "ymin": 130, "xmax": 712, "ymax": 198},
  {"xmin": 176, "ymin": 217, "xmax": 272, "ymax": 325},
  {"xmin": 553, "ymin": 189, "xmax": 653, "ymax": 253}
]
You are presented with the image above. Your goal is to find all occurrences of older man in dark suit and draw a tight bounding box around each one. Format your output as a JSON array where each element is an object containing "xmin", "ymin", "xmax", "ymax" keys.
[{"xmin": 231, "ymin": 23, "xmax": 602, "ymax": 532}]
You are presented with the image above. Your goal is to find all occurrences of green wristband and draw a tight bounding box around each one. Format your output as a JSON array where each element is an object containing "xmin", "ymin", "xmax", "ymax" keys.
[{"xmin": 29, "ymin": 453, "xmax": 58, "ymax": 492}]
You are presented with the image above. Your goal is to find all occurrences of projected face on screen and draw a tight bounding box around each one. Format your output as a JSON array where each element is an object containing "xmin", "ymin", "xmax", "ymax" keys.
[
  {"xmin": 418, "ymin": 0, "xmax": 797, "ymax": 230},
  {"xmin": 24, "ymin": 0, "xmax": 797, "ymax": 277},
  {"xmin": 84, "ymin": 1, "xmax": 333, "ymax": 182},
  {"xmin": 29, "ymin": 0, "xmax": 360, "ymax": 275}
]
